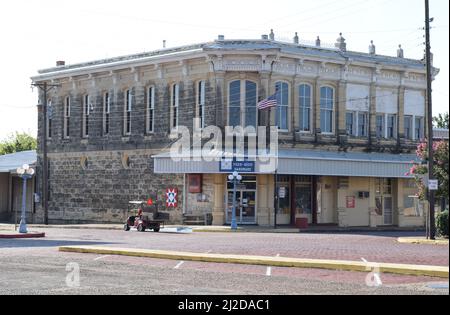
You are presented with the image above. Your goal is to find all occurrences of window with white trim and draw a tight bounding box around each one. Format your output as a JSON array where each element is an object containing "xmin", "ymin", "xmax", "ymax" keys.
[
  {"xmin": 104, "ymin": 92, "xmax": 110, "ymax": 136},
  {"xmin": 404, "ymin": 115, "xmax": 413, "ymax": 140},
  {"xmin": 64, "ymin": 97, "xmax": 70, "ymax": 138},
  {"xmin": 197, "ymin": 81, "xmax": 205, "ymax": 129},
  {"xmin": 147, "ymin": 86, "xmax": 155, "ymax": 133},
  {"xmin": 124, "ymin": 89, "xmax": 132, "ymax": 135},
  {"xmin": 47, "ymin": 100, "xmax": 52, "ymax": 139},
  {"xmin": 299, "ymin": 84, "xmax": 312, "ymax": 132},
  {"xmin": 320, "ymin": 86, "xmax": 334, "ymax": 133},
  {"xmin": 358, "ymin": 112, "xmax": 368, "ymax": 137},
  {"xmin": 171, "ymin": 84, "xmax": 179, "ymax": 130},
  {"xmin": 387, "ymin": 114, "xmax": 397, "ymax": 139},
  {"xmin": 228, "ymin": 80, "xmax": 258, "ymax": 128},
  {"xmin": 275, "ymin": 81, "xmax": 289, "ymax": 131},
  {"xmin": 415, "ymin": 116, "xmax": 424, "ymax": 140},
  {"xmin": 376, "ymin": 114, "xmax": 385, "ymax": 139},
  {"xmin": 346, "ymin": 112, "xmax": 355, "ymax": 136},
  {"xmin": 83, "ymin": 95, "xmax": 90, "ymax": 138}
]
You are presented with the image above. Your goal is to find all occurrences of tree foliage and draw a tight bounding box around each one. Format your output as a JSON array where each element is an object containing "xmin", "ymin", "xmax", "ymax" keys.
[
  {"xmin": 433, "ymin": 112, "xmax": 449, "ymax": 129},
  {"xmin": 407, "ymin": 140, "xmax": 449, "ymax": 201},
  {"xmin": 0, "ymin": 132, "xmax": 37, "ymax": 156}
]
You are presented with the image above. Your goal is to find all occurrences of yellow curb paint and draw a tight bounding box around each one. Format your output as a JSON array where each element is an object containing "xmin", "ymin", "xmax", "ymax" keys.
[
  {"xmin": 59, "ymin": 246, "xmax": 449, "ymax": 279},
  {"xmin": 397, "ymin": 238, "xmax": 449, "ymax": 246}
]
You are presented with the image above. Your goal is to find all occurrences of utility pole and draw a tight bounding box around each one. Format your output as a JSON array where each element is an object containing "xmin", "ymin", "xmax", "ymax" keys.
[
  {"xmin": 32, "ymin": 81, "xmax": 59, "ymax": 225},
  {"xmin": 424, "ymin": 0, "xmax": 436, "ymax": 240}
]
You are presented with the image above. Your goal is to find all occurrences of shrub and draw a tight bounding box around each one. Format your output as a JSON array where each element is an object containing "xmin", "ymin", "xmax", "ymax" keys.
[{"xmin": 436, "ymin": 210, "xmax": 449, "ymax": 238}]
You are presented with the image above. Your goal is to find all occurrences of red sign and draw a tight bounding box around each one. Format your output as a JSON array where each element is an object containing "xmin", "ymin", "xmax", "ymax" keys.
[
  {"xmin": 166, "ymin": 188, "xmax": 178, "ymax": 208},
  {"xmin": 346, "ymin": 196, "xmax": 356, "ymax": 209},
  {"xmin": 147, "ymin": 198, "xmax": 153, "ymax": 206}
]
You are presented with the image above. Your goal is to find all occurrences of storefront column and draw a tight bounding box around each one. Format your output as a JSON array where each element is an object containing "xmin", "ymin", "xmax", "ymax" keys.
[
  {"xmin": 212, "ymin": 174, "xmax": 225, "ymax": 225},
  {"xmin": 396, "ymin": 179, "xmax": 405, "ymax": 227},
  {"xmin": 257, "ymin": 175, "xmax": 270, "ymax": 226},
  {"xmin": 267, "ymin": 174, "xmax": 275, "ymax": 227},
  {"xmin": 369, "ymin": 178, "xmax": 378, "ymax": 227},
  {"xmin": 337, "ymin": 186, "xmax": 348, "ymax": 227}
]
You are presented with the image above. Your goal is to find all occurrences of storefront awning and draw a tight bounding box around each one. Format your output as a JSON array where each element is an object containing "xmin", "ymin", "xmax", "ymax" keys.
[{"xmin": 153, "ymin": 149, "xmax": 418, "ymax": 179}]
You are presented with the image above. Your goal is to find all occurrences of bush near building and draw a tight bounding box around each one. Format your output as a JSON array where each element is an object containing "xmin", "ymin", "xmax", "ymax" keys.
[{"xmin": 436, "ymin": 210, "xmax": 449, "ymax": 238}]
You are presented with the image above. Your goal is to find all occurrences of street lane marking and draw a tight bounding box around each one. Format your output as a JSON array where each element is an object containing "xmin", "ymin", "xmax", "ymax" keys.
[
  {"xmin": 174, "ymin": 261, "xmax": 185, "ymax": 269},
  {"xmin": 276, "ymin": 254, "xmax": 280, "ymax": 257},
  {"xmin": 206, "ymin": 250, "xmax": 212, "ymax": 254},
  {"xmin": 361, "ymin": 258, "xmax": 368, "ymax": 263},
  {"xmin": 94, "ymin": 255, "xmax": 110, "ymax": 261},
  {"xmin": 266, "ymin": 267, "xmax": 272, "ymax": 276}
]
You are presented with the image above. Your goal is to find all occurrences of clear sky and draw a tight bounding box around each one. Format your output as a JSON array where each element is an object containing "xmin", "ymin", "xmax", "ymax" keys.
[{"xmin": 0, "ymin": 0, "xmax": 448, "ymax": 140}]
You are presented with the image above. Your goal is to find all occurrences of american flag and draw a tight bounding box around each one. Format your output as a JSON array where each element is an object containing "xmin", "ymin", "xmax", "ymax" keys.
[{"xmin": 257, "ymin": 93, "xmax": 278, "ymax": 110}]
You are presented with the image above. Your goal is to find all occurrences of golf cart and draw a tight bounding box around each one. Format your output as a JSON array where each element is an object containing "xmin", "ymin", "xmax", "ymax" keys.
[{"xmin": 124, "ymin": 200, "xmax": 168, "ymax": 232}]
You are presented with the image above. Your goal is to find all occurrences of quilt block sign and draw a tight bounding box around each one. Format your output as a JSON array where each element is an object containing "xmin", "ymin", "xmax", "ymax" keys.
[{"xmin": 166, "ymin": 188, "xmax": 178, "ymax": 208}]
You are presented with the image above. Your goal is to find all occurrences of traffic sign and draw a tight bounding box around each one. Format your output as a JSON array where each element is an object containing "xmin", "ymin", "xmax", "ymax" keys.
[{"xmin": 428, "ymin": 180, "xmax": 439, "ymax": 191}]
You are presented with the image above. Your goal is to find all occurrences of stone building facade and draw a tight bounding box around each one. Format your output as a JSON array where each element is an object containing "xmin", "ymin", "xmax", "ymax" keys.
[{"xmin": 31, "ymin": 33, "xmax": 438, "ymax": 227}]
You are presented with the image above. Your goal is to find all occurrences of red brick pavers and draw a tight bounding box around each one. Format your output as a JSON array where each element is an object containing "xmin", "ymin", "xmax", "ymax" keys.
[{"xmin": 20, "ymin": 228, "xmax": 448, "ymax": 267}]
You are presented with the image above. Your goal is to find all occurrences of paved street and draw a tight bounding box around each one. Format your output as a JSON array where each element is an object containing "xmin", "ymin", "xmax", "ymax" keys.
[{"xmin": 0, "ymin": 228, "xmax": 448, "ymax": 295}]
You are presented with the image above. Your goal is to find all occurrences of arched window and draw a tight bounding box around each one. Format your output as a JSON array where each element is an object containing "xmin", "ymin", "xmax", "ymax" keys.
[
  {"xmin": 64, "ymin": 96, "xmax": 70, "ymax": 138},
  {"xmin": 320, "ymin": 86, "xmax": 334, "ymax": 133},
  {"xmin": 299, "ymin": 84, "xmax": 312, "ymax": 132},
  {"xmin": 275, "ymin": 82, "xmax": 289, "ymax": 131},
  {"xmin": 124, "ymin": 89, "xmax": 132, "ymax": 135},
  {"xmin": 245, "ymin": 81, "xmax": 257, "ymax": 128}
]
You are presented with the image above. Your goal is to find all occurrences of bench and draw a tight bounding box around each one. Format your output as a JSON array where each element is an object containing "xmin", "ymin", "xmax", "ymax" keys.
[{"xmin": 183, "ymin": 213, "xmax": 212, "ymax": 226}]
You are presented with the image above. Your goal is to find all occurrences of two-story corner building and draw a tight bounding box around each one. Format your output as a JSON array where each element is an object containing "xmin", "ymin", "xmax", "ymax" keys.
[{"xmin": 31, "ymin": 33, "xmax": 439, "ymax": 227}]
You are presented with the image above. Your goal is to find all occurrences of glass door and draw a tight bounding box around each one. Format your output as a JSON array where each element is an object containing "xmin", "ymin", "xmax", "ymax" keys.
[
  {"xmin": 376, "ymin": 179, "xmax": 394, "ymax": 226},
  {"xmin": 226, "ymin": 176, "xmax": 257, "ymax": 225}
]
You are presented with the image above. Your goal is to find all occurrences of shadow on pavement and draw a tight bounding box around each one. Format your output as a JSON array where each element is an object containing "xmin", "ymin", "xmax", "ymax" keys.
[{"xmin": 0, "ymin": 239, "xmax": 116, "ymax": 249}]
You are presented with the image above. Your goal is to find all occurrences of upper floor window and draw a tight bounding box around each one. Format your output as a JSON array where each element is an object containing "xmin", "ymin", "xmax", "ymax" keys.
[
  {"xmin": 387, "ymin": 114, "xmax": 397, "ymax": 139},
  {"xmin": 124, "ymin": 89, "xmax": 132, "ymax": 136},
  {"xmin": 83, "ymin": 95, "xmax": 90, "ymax": 138},
  {"xmin": 404, "ymin": 115, "xmax": 413, "ymax": 140},
  {"xmin": 147, "ymin": 87, "xmax": 155, "ymax": 133},
  {"xmin": 64, "ymin": 97, "xmax": 70, "ymax": 139},
  {"xmin": 103, "ymin": 92, "xmax": 110, "ymax": 136},
  {"xmin": 320, "ymin": 86, "xmax": 334, "ymax": 134},
  {"xmin": 346, "ymin": 112, "xmax": 354, "ymax": 136},
  {"xmin": 171, "ymin": 83, "xmax": 179, "ymax": 130},
  {"xmin": 376, "ymin": 114, "xmax": 385, "ymax": 139},
  {"xmin": 299, "ymin": 84, "xmax": 312, "ymax": 132},
  {"xmin": 197, "ymin": 81, "xmax": 206, "ymax": 129},
  {"xmin": 415, "ymin": 116, "xmax": 424, "ymax": 140},
  {"xmin": 228, "ymin": 80, "xmax": 258, "ymax": 128},
  {"xmin": 358, "ymin": 112, "xmax": 368, "ymax": 137},
  {"xmin": 275, "ymin": 82, "xmax": 289, "ymax": 131},
  {"xmin": 47, "ymin": 100, "xmax": 53, "ymax": 139}
]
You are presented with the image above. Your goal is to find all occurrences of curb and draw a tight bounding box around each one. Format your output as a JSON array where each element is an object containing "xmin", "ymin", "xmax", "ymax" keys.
[
  {"xmin": 397, "ymin": 237, "xmax": 449, "ymax": 246},
  {"xmin": 59, "ymin": 245, "xmax": 449, "ymax": 279},
  {"xmin": 0, "ymin": 232, "xmax": 45, "ymax": 239}
]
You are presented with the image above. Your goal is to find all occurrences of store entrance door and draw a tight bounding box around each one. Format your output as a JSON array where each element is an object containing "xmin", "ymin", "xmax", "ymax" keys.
[{"xmin": 226, "ymin": 176, "xmax": 257, "ymax": 225}]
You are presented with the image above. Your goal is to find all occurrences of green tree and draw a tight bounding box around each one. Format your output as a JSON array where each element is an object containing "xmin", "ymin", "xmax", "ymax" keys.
[
  {"xmin": 0, "ymin": 132, "xmax": 37, "ymax": 156},
  {"xmin": 407, "ymin": 140, "xmax": 449, "ymax": 201},
  {"xmin": 433, "ymin": 112, "xmax": 449, "ymax": 129}
]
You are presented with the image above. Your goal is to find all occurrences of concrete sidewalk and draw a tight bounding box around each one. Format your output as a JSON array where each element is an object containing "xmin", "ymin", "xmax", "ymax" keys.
[
  {"xmin": 59, "ymin": 245, "xmax": 449, "ymax": 278},
  {"xmin": 398, "ymin": 237, "xmax": 449, "ymax": 246}
]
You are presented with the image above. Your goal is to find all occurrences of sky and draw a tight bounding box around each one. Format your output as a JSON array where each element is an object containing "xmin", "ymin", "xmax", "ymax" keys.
[{"xmin": 0, "ymin": 0, "xmax": 448, "ymax": 140}]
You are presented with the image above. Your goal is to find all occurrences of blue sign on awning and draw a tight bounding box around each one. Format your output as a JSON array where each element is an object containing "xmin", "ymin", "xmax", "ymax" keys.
[{"xmin": 220, "ymin": 159, "xmax": 255, "ymax": 173}]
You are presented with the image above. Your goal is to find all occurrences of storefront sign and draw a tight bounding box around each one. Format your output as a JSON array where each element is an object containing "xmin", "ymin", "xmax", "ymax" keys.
[
  {"xmin": 346, "ymin": 196, "xmax": 356, "ymax": 209},
  {"xmin": 220, "ymin": 159, "xmax": 255, "ymax": 173}
]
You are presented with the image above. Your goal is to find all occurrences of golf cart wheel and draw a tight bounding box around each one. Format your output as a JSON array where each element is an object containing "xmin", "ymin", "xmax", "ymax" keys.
[
  {"xmin": 153, "ymin": 227, "xmax": 160, "ymax": 233},
  {"xmin": 123, "ymin": 224, "xmax": 130, "ymax": 231},
  {"xmin": 137, "ymin": 224, "xmax": 145, "ymax": 232}
]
